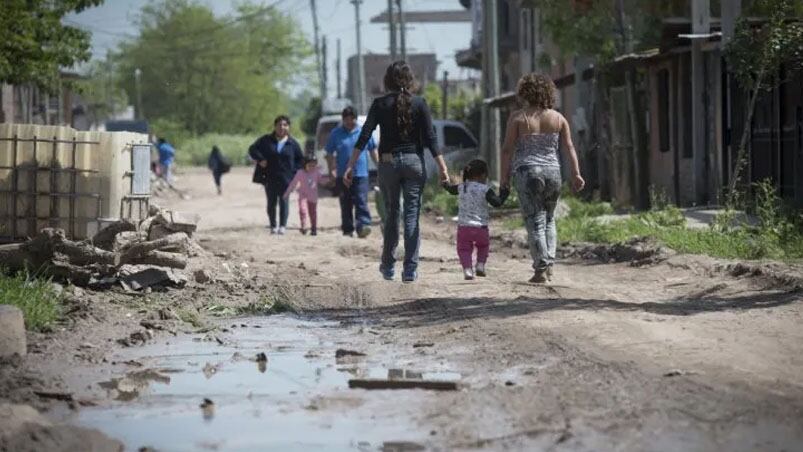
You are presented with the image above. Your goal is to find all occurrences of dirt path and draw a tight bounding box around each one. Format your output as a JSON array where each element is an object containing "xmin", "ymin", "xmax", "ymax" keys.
[
  {"xmin": 147, "ymin": 167, "xmax": 803, "ymax": 449},
  {"xmin": 5, "ymin": 166, "xmax": 803, "ymax": 451}
]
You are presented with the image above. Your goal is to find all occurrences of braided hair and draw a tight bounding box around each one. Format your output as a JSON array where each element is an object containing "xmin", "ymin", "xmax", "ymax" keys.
[{"xmin": 383, "ymin": 61, "xmax": 417, "ymax": 139}]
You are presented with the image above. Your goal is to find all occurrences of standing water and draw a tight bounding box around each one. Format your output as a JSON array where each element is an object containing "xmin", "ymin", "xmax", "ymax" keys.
[{"xmin": 71, "ymin": 315, "xmax": 461, "ymax": 451}]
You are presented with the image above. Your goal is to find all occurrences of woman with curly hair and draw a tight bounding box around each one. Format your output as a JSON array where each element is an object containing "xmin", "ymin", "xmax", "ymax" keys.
[
  {"xmin": 344, "ymin": 61, "xmax": 450, "ymax": 282},
  {"xmin": 500, "ymin": 73, "xmax": 585, "ymax": 283}
]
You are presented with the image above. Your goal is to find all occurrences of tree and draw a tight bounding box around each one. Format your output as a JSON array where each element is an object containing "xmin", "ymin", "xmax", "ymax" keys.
[
  {"xmin": 111, "ymin": 0, "xmax": 312, "ymax": 135},
  {"xmin": 0, "ymin": 0, "xmax": 103, "ymax": 90},
  {"xmin": 724, "ymin": 0, "xmax": 803, "ymax": 204}
]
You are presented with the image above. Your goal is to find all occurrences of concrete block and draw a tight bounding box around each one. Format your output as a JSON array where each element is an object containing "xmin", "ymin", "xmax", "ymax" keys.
[{"xmin": 0, "ymin": 305, "xmax": 26, "ymax": 358}]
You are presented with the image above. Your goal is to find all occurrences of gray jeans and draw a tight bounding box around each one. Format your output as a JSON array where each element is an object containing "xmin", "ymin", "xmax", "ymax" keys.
[
  {"xmin": 515, "ymin": 165, "xmax": 561, "ymax": 271},
  {"xmin": 378, "ymin": 153, "xmax": 426, "ymax": 277}
]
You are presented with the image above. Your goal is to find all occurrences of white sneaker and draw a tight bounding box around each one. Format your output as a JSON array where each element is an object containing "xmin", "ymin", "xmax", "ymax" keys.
[
  {"xmin": 475, "ymin": 263, "xmax": 486, "ymax": 277},
  {"xmin": 463, "ymin": 268, "xmax": 475, "ymax": 280},
  {"xmin": 278, "ymin": 226, "xmax": 286, "ymax": 235},
  {"xmin": 269, "ymin": 226, "xmax": 278, "ymax": 234}
]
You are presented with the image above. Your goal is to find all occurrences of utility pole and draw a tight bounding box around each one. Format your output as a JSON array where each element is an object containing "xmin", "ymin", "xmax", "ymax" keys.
[
  {"xmin": 336, "ymin": 38, "xmax": 342, "ymax": 99},
  {"xmin": 352, "ymin": 0, "xmax": 366, "ymax": 113},
  {"xmin": 387, "ymin": 0, "xmax": 397, "ymax": 61},
  {"xmin": 396, "ymin": 0, "xmax": 406, "ymax": 61},
  {"xmin": 483, "ymin": 0, "xmax": 501, "ymax": 180},
  {"xmin": 322, "ymin": 36, "xmax": 328, "ymax": 100},
  {"xmin": 691, "ymin": 0, "xmax": 710, "ymax": 205},
  {"xmin": 134, "ymin": 68, "xmax": 143, "ymax": 121},
  {"xmin": 615, "ymin": 0, "xmax": 645, "ymax": 209},
  {"xmin": 310, "ymin": 0, "xmax": 324, "ymax": 100},
  {"xmin": 441, "ymin": 71, "xmax": 449, "ymax": 119}
]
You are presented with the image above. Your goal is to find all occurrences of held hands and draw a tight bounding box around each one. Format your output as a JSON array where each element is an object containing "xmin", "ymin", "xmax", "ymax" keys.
[
  {"xmin": 258, "ymin": 160, "xmax": 268, "ymax": 168},
  {"xmin": 439, "ymin": 168, "xmax": 450, "ymax": 185}
]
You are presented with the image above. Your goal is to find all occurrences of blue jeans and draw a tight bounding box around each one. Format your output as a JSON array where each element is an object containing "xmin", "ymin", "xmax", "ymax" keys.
[
  {"xmin": 336, "ymin": 176, "xmax": 371, "ymax": 234},
  {"xmin": 378, "ymin": 153, "xmax": 426, "ymax": 276},
  {"xmin": 265, "ymin": 180, "xmax": 289, "ymax": 228}
]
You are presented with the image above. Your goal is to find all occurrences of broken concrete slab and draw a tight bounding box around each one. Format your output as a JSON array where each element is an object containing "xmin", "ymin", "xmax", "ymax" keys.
[
  {"xmin": 118, "ymin": 265, "xmax": 188, "ymax": 291},
  {"xmin": 92, "ymin": 220, "xmax": 136, "ymax": 251},
  {"xmin": 148, "ymin": 211, "xmax": 199, "ymax": 239},
  {"xmin": 0, "ymin": 305, "xmax": 26, "ymax": 358}
]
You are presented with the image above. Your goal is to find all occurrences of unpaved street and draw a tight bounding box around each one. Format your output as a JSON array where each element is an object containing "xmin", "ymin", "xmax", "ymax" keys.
[{"xmin": 9, "ymin": 166, "xmax": 803, "ymax": 451}]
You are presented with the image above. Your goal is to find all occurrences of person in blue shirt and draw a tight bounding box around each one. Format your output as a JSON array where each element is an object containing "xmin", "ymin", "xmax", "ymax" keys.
[
  {"xmin": 156, "ymin": 138, "xmax": 176, "ymax": 186},
  {"xmin": 325, "ymin": 106, "xmax": 378, "ymax": 238}
]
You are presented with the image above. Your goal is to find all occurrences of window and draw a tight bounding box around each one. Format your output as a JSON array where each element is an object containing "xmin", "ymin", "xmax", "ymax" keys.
[
  {"xmin": 657, "ymin": 69, "xmax": 670, "ymax": 153},
  {"xmin": 443, "ymin": 126, "xmax": 478, "ymax": 150}
]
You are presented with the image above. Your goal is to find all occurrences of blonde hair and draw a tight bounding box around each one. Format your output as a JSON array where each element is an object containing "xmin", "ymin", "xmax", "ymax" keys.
[{"xmin": 516, "ymin": 73, "xmax": 556, "ymax": 110}]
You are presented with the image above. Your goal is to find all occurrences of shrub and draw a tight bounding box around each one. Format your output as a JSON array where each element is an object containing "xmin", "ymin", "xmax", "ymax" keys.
[{"xmin": 0, "ymin": 270, "xmax": 62, "ymax": 331}]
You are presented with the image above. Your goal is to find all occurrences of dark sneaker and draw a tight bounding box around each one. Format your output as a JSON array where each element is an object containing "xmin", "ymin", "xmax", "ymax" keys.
[
  {"xmin": 380, "ymin": 264, "xmax": 394, "ymax": 281},
  {"xmin": 402, "ymin": 271, "xmax": 417, "ymax": 283},
  {"xmin": 310, "ymin": 229, "xmax": 317, "ymax": 236},
  {"xmin": 529, "ymin": 271, "xmax": 548, "ymax": 284},
  {"xmin": 343, "ymin": 231, "xmax": 354, "ymax": 237},
  {"xmin": 300, "ymin": 228, "xmax": 308, "ymax": 235},
  {"xmin": 357, "ymin": 226, "xmax": 372, "ymax": 238}
]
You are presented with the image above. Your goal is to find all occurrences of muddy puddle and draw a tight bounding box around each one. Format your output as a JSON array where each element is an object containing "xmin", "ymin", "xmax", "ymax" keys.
[{"xmin": 70, "ymin": 315, "xmax": 462, "ymax": 451}]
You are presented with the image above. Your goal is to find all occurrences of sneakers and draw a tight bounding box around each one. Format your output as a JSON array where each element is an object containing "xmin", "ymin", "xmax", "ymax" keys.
[
  {"xmin": 463, "ymin": 268, "xmax": 475, "ymax": 280},
  {"xmin": 546, "ymin": 265, "xmax": 554, "ymax": 281},
  {"xmin": 300, "ymin": 228, "xmax": 308, "ymax": 235},
  {"xmin": 402, "ymin": 271, "xmax": 417, "ymax": 283},
  {"xmin": 278, "ymin": 226, "xmax": 286, "ymax": 235},
  {"xmin": 357, "ymin": 226, "xmax": 372, "ymax": 238},
  {"xmin": 475, "ymin": 263, "xmax": 486, "ymax": 277},
  {"xmin": 269, "ymin": 226, "xmax": 278, "ymax": 234},
  {"xmin": 380, "ymin": 265, "xmax": 394, "ymax": 281},
  {"xmin": 310, "ymin": 228, "xmax": 318, "ymax": 236}
]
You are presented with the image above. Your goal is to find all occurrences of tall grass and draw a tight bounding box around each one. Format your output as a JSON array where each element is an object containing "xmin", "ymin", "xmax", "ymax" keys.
[{"xmin": 0, "ymin": 271, "xmax": 62, "ymax": 331}]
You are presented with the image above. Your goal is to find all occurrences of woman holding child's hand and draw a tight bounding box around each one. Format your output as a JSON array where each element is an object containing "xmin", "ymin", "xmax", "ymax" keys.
[
  {"xmin": 499, "ymin": 72, "xmax": 585, "ymax": 284},
  {"xmin": 344, "ymin": 61, "xmax": 449, "ymax": 283}
]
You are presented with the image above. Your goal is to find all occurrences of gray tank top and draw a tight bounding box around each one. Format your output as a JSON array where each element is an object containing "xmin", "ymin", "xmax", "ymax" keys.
[{"xmin": 512, "ymin": 111, "xmax": 560, "ymax": 170}]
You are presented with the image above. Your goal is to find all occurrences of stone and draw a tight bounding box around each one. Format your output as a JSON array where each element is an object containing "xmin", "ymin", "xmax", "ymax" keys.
[
  {"xmin": 194, "ymin": 269, "xmax": 212, "ymax": 284},
  {"xmin": 0, "ymin": 305, "xmax": 26, "ymax": 358}
]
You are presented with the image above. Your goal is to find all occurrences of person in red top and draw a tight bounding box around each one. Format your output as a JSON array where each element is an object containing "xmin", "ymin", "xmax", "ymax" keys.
[{"xmin": 283, "ymin": 157, "xmax": 323, "ymax": 235}]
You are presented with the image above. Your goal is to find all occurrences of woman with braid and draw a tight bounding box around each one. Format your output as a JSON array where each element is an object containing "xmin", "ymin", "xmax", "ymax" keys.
[{"xmin": 343, "ymin": 61, "xmax": 450, "ymax": 282}]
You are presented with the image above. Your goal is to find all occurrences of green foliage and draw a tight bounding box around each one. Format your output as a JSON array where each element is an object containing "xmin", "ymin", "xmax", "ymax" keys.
[
  {"xmin": 423, "ymin": 83, "xmax": 443, "ymax": 119},
  {"xmin": 0, "ymin": 270, "xmax": 62, "ymax": 331},
  {"xmin": 0, "ymin": 0, "xmax": 103, "ymax": 90},
  {"xmin": 175, "ymin": 133, "xmax": 255, "ymax": 166},
  {"xmin": 423, "ymin": 182, "xmax": 459, "ymax": 216},
  {"xmin": 111, "ymin": 0, "xmax": 313, "ymax": 135}
]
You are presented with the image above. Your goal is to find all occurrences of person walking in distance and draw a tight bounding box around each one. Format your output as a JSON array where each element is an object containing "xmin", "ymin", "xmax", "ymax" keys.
[
  {"xmin": 283, "ymin": 157, "xmax": 323, "ymax": 236},
  {"xmin": 442, "ymin": 159, "xmax": 509, "ymax": 280},
  {"xmin": 344, "ymin": 61, "xmax": 450, "ymax": 282},
  {"xmin": 156, "ymin": 137, "xmax": 176, "ymax": 186},
  {"xmin": 249, "ymin": 115, "xmax": 304, "ymax": 235},
  {"xmin": 207, "ymin": 145, "xmax": 231, "ymax": 195},
  {"xmin": 325, "ymin": 106, "xmax": 378, "ymax": 238},
  {"xmin": 499, "ymin": 73, "xmax": 585, "ymax": 283}
]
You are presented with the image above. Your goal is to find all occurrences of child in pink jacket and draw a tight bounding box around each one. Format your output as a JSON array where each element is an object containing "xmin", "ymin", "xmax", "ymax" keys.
[{"xmin": 283, "ymin": 158, "xmax": 323, "ymax": 235}]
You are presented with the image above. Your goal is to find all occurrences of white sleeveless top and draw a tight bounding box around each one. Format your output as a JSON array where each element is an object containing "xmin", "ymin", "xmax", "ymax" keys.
[{"xmin": 512, "ymin": 111, "xmax": 561, "ymax": 170}]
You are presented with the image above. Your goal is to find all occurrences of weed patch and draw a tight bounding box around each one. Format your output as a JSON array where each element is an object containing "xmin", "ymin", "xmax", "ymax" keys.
[{"xmin": 0, "ymin": 271, "xmax": 62, "ymax": 330}]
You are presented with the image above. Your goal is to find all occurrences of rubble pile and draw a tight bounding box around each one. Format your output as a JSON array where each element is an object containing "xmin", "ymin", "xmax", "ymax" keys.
[{"xmin": 0, "ymin": 205, "xmax": 202, "ymax": 290}]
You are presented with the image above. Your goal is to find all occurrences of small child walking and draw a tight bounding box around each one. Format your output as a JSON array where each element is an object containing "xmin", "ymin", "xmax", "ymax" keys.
[
  {"xmin": 443, "ymin": 159, "xmax": 509, "ymax": 280},
  {"xmin": 283, "ymin": 157, "xmax": 322, "ymax": 235}
]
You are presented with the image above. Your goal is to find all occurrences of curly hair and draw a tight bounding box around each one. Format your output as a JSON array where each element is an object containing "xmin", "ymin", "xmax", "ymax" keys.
[
  {"xmin": 383, "ymin": 61, "xmax": 418, "ymax": 139},
  {"xmin": 516, "ymin": 73, "xmax": 556, "ymax": 110}
]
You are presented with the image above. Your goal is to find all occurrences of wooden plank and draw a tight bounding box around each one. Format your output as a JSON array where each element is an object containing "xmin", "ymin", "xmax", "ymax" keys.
[{"xmin": 348, "ymin": 379, "xmax": 459, "ymax": 391}]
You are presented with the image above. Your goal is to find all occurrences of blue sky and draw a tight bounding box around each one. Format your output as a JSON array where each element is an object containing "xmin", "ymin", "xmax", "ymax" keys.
[{"xmin": 66, "ymin": 0, "xmax": 478, "ymax": 95}]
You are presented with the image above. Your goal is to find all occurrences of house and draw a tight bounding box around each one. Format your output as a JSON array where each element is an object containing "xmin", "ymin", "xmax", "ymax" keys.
[
  {"xmin": 345, "ymin": 53, "xmax": 438, "ymax": 112},
  {"xmin": 0, "ymin": 72, "xmax": 90, "ymax": 130}
]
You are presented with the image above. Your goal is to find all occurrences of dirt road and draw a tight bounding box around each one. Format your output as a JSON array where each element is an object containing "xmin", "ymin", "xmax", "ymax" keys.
[{"xmin": 6, "ymin": 166, "xmax": 803, "ymax": 451}]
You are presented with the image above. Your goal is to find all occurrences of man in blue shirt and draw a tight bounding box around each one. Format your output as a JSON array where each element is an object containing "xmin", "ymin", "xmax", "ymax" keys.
[
  {"xmin": 156, "ymin": 138, "xmax": 176, "ymax": 187},
  {"xmin": 325, "ymin": 106, "xmax": 377, "ymax": 238}
]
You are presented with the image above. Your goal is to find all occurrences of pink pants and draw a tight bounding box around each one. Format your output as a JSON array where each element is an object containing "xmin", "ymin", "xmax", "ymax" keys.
[
  {"xmin": 457, "ymin": 225, "xmax": 490, "ymax": 269},
  {"xmin": 298, "ymin": 199, "xmax": 317, "ymax": 230}
]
